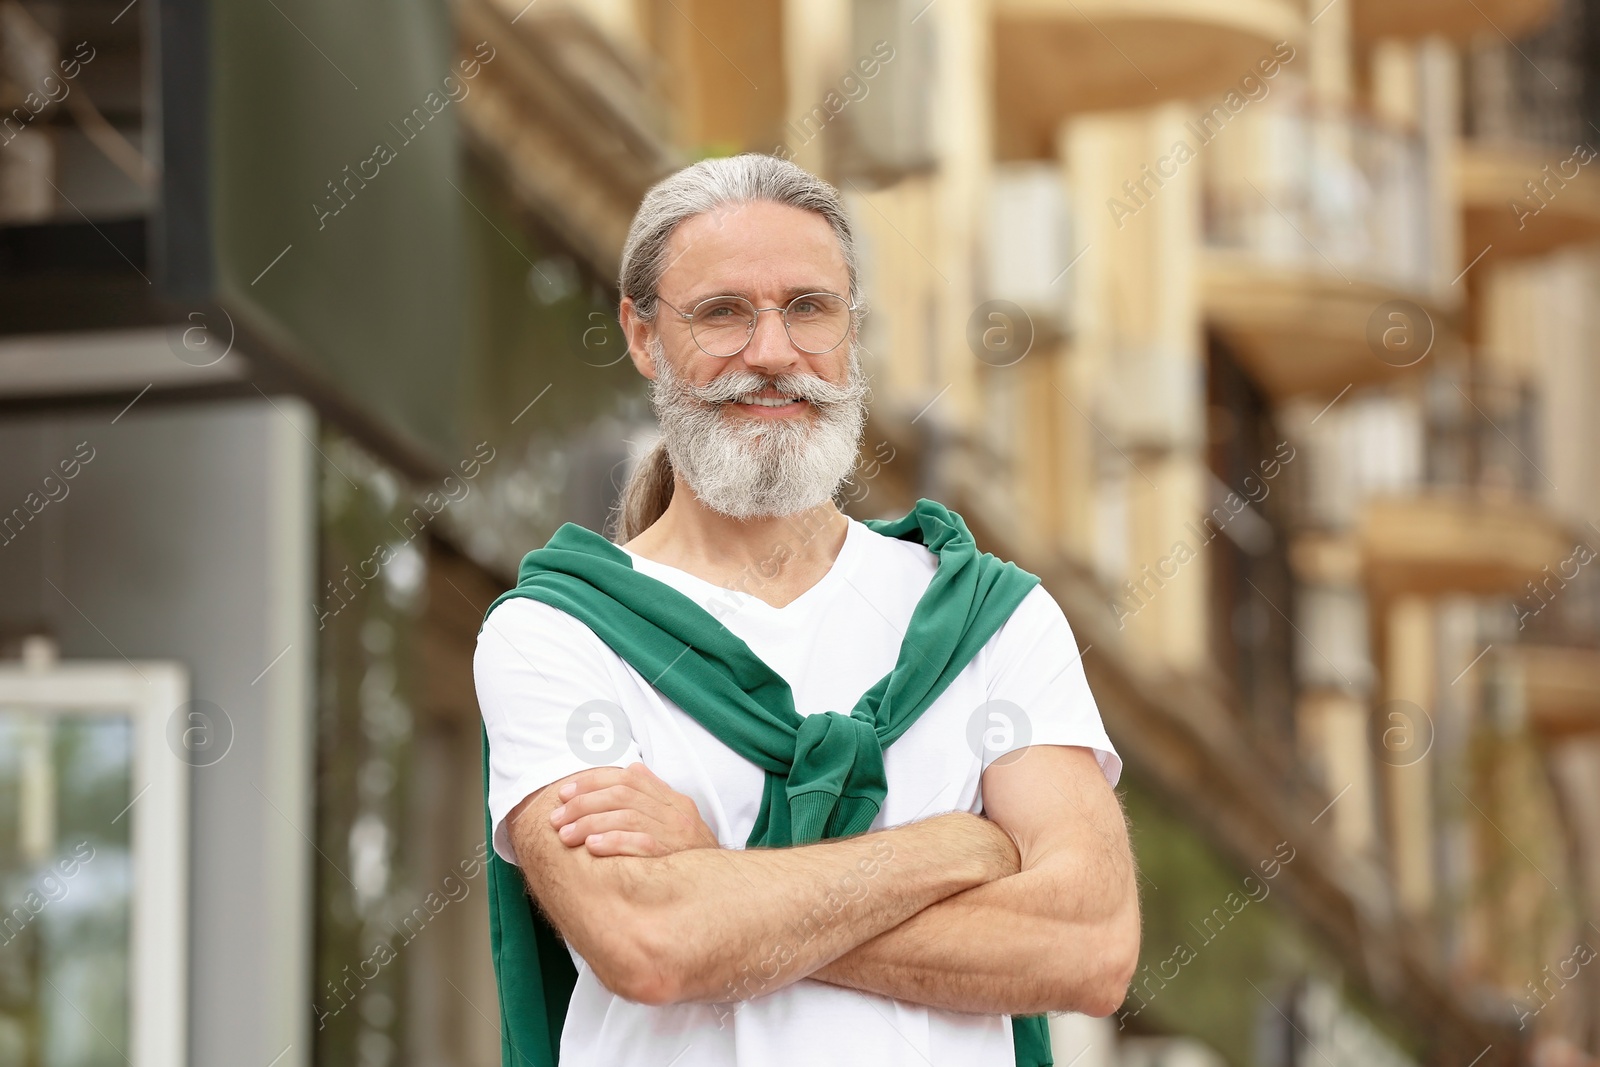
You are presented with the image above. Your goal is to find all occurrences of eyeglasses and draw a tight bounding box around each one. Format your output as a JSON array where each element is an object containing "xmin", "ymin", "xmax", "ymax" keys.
[{"xmin": 656, "ymin": 291, "xmax": 857, "ymax": 357}]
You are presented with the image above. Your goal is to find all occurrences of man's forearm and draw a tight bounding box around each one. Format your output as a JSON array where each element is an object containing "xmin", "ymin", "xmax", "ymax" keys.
[
  {"xmin": 541, "ymin": 811, "xmax": 1018, "ymax": 1005},
  {"xmin": 810, "ymin": 859, "xmax": 1115, "ymax": 1015},
  {"xmin": 808, "ymin": 749, "xmax": 1142, "ymax": 1018}
]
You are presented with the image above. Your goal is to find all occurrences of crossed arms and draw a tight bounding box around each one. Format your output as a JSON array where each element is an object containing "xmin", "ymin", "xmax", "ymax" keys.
[{"xmin": 504, "ymin": 744, "xmax": 1141, "ymax": 1017}]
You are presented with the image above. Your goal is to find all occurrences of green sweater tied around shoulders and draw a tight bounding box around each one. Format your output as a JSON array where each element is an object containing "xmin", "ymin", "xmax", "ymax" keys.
[{"xmin": 479, "ymin": 497, "xmax": 1054, "ymax": 1066}]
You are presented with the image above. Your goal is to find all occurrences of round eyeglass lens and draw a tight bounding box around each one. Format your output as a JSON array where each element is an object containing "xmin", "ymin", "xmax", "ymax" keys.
[
  {"xmin": 783, "ymin": 293, "xmax": 851, "ymax": 354},
  {"xmin": 689, "ymin": 297, "xmax": 758, "ymax": 356}
]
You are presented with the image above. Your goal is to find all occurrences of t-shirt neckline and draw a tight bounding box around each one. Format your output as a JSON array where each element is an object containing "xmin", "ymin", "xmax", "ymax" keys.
[{"xmin": 622, "ymin": 515, "xmax": 863, "ymax": 615}]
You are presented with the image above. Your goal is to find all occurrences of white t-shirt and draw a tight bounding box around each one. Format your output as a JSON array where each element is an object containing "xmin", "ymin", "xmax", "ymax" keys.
[{"xmin": 474, "ymin": 514, "xmax": 1121, "ymax": 1067}]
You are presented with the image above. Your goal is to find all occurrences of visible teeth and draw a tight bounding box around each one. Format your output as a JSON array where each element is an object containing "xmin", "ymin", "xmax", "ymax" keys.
[{"xmin": 741, "ymin": 396, "xmax": 800, "ymax": 407}]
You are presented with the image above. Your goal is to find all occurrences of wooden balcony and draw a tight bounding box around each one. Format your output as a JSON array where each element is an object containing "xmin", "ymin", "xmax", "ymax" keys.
[
  {"xmin": 1352, "ymin": 0, "xmax": 1556, "ymax": 43},
  {"xmin": 1203, "ymin": 257, "xmax": 1451, "ymax": 400},
  {"xmin": 1200, "ymin": 103, "xmax": 1449, "ymax": 400},
  {"xmin": 1458, "ymin": 141, "xmax": 1600, "ymax": 260},
  {"xmin": 993, "ymin": 0, "xmax": 1303, "ymax": 159},
  {"xmin": 1359, "ymin": 491, "xmax": 1572, "ymax": 600}
]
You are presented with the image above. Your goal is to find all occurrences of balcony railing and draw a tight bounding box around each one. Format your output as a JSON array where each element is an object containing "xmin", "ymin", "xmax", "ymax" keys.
[
  {"xmin": 1421, "ymin": 368, "xmax": 1544, "ymax": 497},
  {"xmin": 1203, "ymin": 101, "xmax": 1433, "ymax": 294},
  {"xmin": 1291, "ymin": 365, "xmax": 1542, "ymax": 532},
  {"xmin": 1461, "ymin": 0, "xmax": 1585, "ymax": 151},
  {"xmin": 0, "ymin": 2, "xmax": 153, "ymax": 225}
]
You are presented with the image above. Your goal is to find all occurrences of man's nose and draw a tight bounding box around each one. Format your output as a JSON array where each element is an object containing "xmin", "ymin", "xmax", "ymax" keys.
[{"xmin": 737, "ymin": 308, "xmax": 804, "ymax": 376}]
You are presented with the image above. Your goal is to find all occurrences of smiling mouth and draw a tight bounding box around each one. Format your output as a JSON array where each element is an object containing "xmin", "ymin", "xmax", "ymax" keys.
[{"xmin": 717, "ymin": 388, "xmax": 810, "ymax": 410}]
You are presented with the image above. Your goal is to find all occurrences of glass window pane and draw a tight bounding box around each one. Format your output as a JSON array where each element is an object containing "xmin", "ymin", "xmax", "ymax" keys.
[{"xmin": 0, "ymin": 709, "xmax": 134, "ymax": 1067}]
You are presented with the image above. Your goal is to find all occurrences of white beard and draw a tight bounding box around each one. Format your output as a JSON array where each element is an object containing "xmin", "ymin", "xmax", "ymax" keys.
[{"xmin": 647, "ymin": 337, "xmax": 870, "ymax": 520}]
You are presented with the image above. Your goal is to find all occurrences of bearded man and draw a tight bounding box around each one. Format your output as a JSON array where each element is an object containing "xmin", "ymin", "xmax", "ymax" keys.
[{"xmin": 473, "ymin": 153, "xmax": 1140, "ymax": 1067}]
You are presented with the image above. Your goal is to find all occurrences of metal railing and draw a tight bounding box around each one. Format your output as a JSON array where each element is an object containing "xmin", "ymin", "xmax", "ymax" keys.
[
  {"xmin": 1289, "ymin": 364, "xmax": 1543, "ymax": 533},
  {"xmin": 1421, "ymin": 367, "xmax": 1544, "ymax": 496},
  {"xmin": 1203, "ymin": 101, "xmax": 1433, "ymax": 293},
  {"xmin": 1461, "ymin": 0, "xmax": 1587, "ymax": 152}
]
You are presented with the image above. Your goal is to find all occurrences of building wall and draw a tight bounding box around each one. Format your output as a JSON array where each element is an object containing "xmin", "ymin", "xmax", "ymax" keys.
[{"xmin": 0, "ymin": 395, "xmax": 317, "ymax": 1067}]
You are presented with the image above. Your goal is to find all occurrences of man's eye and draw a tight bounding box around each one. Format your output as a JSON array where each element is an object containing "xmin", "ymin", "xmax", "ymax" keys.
[{"xmin": 696, "ymin": 300, "xmax": 745, "ymax": 321}]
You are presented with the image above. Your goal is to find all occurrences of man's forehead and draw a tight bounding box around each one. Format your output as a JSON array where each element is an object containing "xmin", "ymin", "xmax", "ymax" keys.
[{"xmin": 661, "ymin": 200, "xmax": 848, "ymax": 296}]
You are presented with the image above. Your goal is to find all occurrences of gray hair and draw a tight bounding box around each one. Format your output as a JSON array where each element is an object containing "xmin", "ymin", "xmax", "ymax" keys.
[
  {"xmin": 610, "ymin": 154, "xmax": 864, "ymax": 543},
  {"xmin": 618, "ymin": 153, "xmax": 861, "ymax": 323}
]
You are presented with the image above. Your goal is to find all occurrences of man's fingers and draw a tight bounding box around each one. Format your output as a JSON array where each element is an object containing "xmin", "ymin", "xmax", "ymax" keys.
[
  {"xmin": 550, "ymin": 783, "xmax": 665, "ymax": 827},
  {"xmin": 548, "ymin": 765, "xmax": 715, "ymax": 852},
  {"xmin": 556, "ymin": 808, "xmax": 661, "ymax": 845},
  {"xmin": 560, "ymin": 763, "xmax": 672, "ymax": 805},
  {"xmin": 583, "ymin": 830, "xmax": 666, "ymax": 858},
  {"xmin": 558, "ymin": 765, "xmax": 629, "ymax": 801}
]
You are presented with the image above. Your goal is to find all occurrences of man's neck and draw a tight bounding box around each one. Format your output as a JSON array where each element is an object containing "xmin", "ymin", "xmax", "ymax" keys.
[{"xmin": 621, "ymin": 476, "xmax": 849, "ymax": 609}]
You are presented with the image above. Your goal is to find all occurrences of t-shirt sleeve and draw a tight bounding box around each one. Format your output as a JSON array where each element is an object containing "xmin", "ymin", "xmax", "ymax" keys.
[
  {"xmin": 981, "ymin": 583, "xmax": 1121, "ymax": 787},
  {"xmin": 475, "ymin": 596, "xmax": 643, "ymax": 864}
]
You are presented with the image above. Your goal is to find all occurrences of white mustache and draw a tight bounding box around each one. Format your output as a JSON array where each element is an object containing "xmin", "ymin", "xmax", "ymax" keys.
[{"xmin": 683, "ymin": 368, "xmax": 867, "ymax": 408}]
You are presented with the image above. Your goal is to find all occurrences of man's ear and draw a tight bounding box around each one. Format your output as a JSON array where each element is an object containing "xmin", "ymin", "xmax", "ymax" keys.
[{"xmin": 619, "ymin": 296, "xmax": 658, "ymax": 380}]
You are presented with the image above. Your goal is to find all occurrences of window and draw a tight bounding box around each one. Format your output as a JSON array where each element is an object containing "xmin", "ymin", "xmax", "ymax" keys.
[{"xmin": 0, "ymin": 651, "xmax": 188, "ymax": 1066}]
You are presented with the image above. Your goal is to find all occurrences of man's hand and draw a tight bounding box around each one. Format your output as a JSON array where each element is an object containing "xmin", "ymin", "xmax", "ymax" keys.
[{"xmin": 549, "ymin": 762, "xmax": 719, "ymax": 857}]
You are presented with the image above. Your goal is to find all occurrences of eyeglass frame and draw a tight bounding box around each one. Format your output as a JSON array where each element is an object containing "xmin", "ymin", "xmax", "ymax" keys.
[{"xmin": 653, "ymin": 290, "xmax": 860, "ymax": 357}]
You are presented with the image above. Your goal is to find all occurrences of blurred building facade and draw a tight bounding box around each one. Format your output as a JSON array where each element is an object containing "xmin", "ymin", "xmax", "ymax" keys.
[{"xmin": 0, "ymin": 0, "xmax": 1597, "ymax": 1066}]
